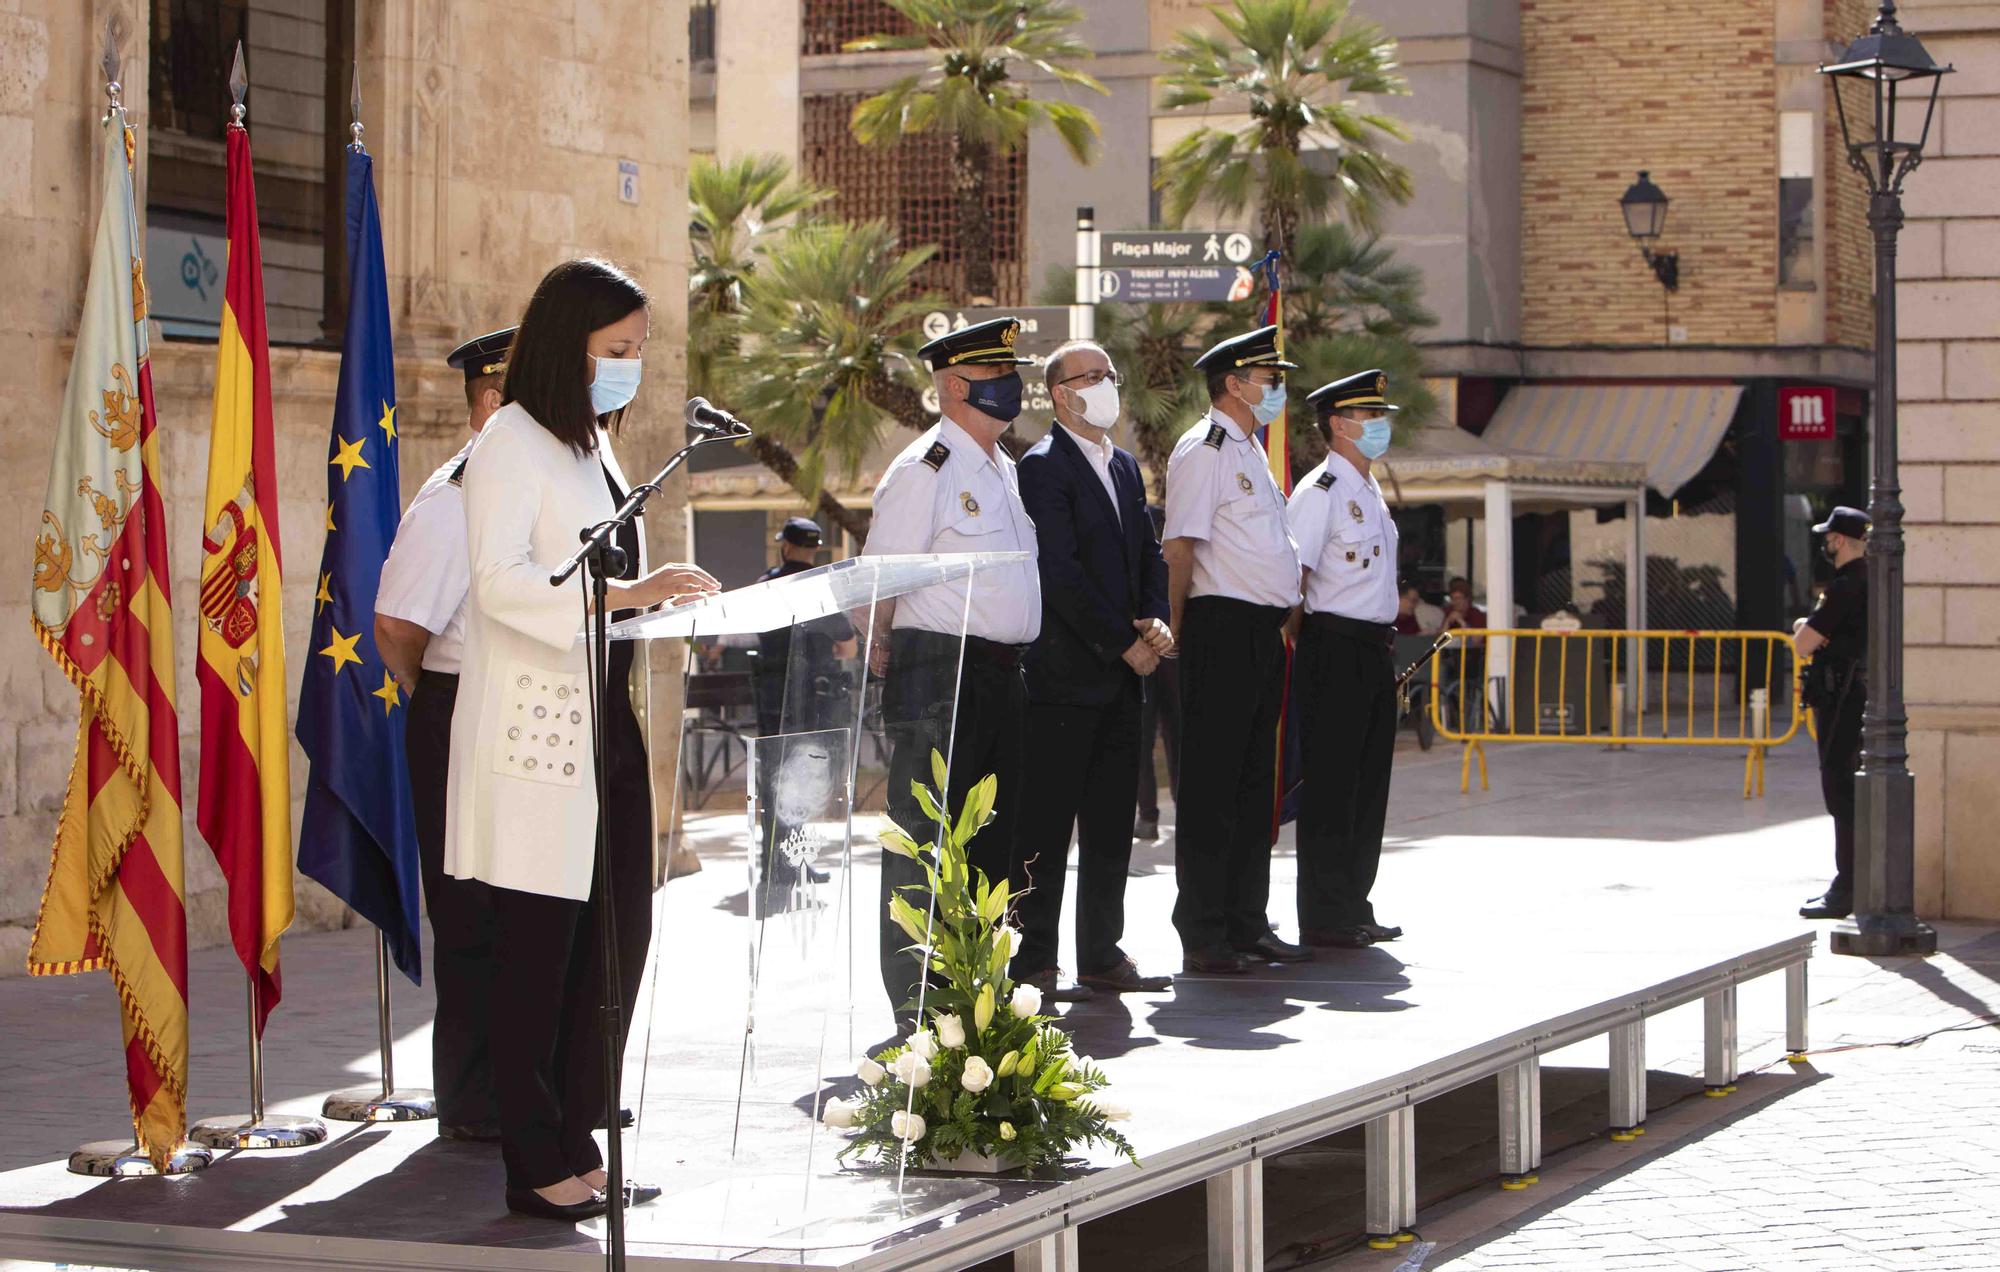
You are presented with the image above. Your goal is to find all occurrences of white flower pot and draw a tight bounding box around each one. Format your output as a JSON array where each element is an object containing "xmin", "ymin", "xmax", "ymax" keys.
[{"xmin": 929, "ymin": 1148, "xmax": 1026, "ymax": 1174}]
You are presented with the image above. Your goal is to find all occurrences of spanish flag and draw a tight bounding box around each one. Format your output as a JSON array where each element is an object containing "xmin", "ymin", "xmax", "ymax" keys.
[
  {"xmin": 27, "ymin": 107, "xmax": 189, "ymax": 1168},
  {"xmin": 196, "ymin": 114, "xmax": 292, "ymax": 1037},
  {"xmin": 1257, "ymin": 251, "xmax": 1302, "ymax": 837}
]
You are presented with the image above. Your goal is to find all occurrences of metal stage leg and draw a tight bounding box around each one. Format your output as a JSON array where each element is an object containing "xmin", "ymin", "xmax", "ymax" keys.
[
  {"xmin": 1205, "ymin": 1159, "xmax": 1263, "ymax": 1272},
  {"xmin": 1013, "ymin": 1226, "xmax": 1079, "ymax": 1272},
  {"xmin": 1498, "ymin": 1057, "xmax": 1542, "ymax": 1188},
  {"xmin": 1786, "ymin": 961, "xmax": 1810, "ymax": 1062},
  {"xmin": 1365, "ymin": 1106, "xmax": 1417, "ymax": 1247},
  {"xmin": 1704, "ymin": 985, "xmax": 1739, "ymax": 1096},
  {"xmin": 1609, "ymin": 1020, "xmax": 1647, "ymax": 1140}
]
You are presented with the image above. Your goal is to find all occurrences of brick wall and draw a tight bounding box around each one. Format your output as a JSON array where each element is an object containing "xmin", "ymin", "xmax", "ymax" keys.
[
  {"xmin": 1519, "ymin": 0, "xmax": 1778, "ymax": 346},
  {"xmin": 1898, "ymin": 2, "xmax": 2000, "ymax": 918},
  {"xmin": 1823, "ymin": 0, "xmax": 1876, "ymax": 350}
]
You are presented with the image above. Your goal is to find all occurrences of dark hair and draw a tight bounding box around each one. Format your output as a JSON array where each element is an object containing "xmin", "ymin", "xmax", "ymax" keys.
[
  {"xmin": 463, "ymin": 371, "xmax": 502, "ymax": 410},
  {"xmin": 1204, "ymin": 368, "xmax": 1235, "ymax": 399},
  {"xmin": 1448, "ymin": 576, "xmax": 1471, "ymax": 594},
  {"xmin": 502, "ymin": 258, "xmax": 650, "ymax": 455}
]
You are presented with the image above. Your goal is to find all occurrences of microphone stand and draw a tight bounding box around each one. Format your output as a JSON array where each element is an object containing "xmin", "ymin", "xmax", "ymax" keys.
[{"xmin": 550, "ymin": 420, "xmax": 746, "ymax": 1271}]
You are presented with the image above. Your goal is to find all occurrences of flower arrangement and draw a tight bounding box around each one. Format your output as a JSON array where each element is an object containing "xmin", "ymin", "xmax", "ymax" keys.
[{"xmin": 822, "ymin": 752, "xmax": 1137, "ymax": 1171}]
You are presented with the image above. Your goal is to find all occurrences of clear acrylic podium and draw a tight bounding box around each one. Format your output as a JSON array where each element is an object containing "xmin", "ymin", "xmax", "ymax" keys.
[{"xmin": 598, "ymin": 552, "xmax": 1026, "ymax": 1250}]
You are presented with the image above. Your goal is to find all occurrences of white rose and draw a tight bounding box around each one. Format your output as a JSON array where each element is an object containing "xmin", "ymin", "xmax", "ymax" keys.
[
  {"xmin": 1010, "ymin": 984, "xmax": 1043, "ymax": 1018},
  {"xmin": 908, "ymin": 1030, "xmax": 938, "ymax": 1061},
  {"xmin": 936, "ymin": 1013, "xmax": 967, "ymax": 1050},
  {"xmin": 821, "ymin": 1096, "xmax": 857, "ymax": 1128},
  {"xmin": 857, "ymin": 1056, "xmax": 886, "ymax": 1086},
  {"xmin": 891, "ymin": 1109, "xmax": 927, "ymax": 1142},
  {"xmin": 893, "ymin": 1050, "xmax": 931, "ymax": 1088},
  {"xmin": 999, "ymin": 927, "xmax": 1019, "ymax": 958},
  {"xmin": 960, "ymin": 1055, "xmax": 995, "ymax": 1093}
]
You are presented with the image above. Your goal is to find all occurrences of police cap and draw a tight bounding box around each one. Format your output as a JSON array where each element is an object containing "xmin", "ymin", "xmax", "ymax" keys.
[
  {"xmin": 775, "ymin": 516, "xmax": 824, "ymax": 547},
  {"xmin": 918, "ymin": 316, "xmax": 1036, "ymax": 373},
  {"xmin": 1812, "ymin": 506, "xmax": 1868, "ymax": 539},
  {"xmin": 446, "ymin": 327, "xmax": 517, "ymax": 382},
  {"xmin": 1192, "ymin": 324, "xmax": 1299, "ymax": 375},
  {"xmin": 1307, "ymin": 368, "xmax": 1400, "ymax": 416}
]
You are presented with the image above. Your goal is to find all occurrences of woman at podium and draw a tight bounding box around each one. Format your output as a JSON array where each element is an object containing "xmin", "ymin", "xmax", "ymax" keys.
[{"xmin": 444, "ymin": 258, "xmax": 718, "ymax": 1220}]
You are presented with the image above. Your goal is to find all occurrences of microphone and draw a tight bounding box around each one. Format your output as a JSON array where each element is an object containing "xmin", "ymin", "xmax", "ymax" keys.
[{"xmin": 685, "ymin": 396, "xmax": 751, "ymax": 437}]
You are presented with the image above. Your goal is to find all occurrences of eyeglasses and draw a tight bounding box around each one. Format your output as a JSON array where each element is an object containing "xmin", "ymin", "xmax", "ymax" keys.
[{"xmin": 1058, "ymin": 368, "xmax": 1122, "ymax": 388}]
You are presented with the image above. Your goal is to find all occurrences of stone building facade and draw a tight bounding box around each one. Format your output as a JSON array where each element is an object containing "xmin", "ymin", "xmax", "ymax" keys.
[
  {"xmin": 0, "ymin": 0, "xmax": 692, "ymax": 973},
  {"xmin": 1898, "ymin": 2, "xmax": 2000, "ymax": 919}
]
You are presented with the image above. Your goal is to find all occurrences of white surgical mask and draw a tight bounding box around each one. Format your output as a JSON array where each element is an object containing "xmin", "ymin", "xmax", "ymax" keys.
[
  {"xmin": 588, "ymin": 355, "xmax": 642, "ymax": 415},
  {"xmin": 1067, "ymin": 380, "xmax": 1121, "ymax": 431}
]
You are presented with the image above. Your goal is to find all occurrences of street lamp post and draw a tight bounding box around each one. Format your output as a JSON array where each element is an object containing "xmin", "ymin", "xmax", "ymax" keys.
[
  {"xmin": 1819, "ymin": 1, "xmax": 1952, "ymax": 958},
  {"xmin": 1618, "ymin": 171, "xmax": 1680, "ymax": 341}
]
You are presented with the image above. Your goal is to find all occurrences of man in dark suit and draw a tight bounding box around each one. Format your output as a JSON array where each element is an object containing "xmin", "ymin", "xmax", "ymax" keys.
[{"xmin": 1011, "ymin": 340, "xmax": 1177, "ymax": 998}]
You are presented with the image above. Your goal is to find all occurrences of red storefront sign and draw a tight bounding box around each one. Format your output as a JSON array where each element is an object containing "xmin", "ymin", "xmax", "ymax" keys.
[{"xmin": 1779, "ymin": 386, "xmax": 1836, "ymax": 441}]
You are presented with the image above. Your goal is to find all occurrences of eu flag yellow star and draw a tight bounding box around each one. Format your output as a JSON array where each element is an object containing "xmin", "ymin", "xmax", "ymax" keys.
[
  {"xmin": 319, "ymin": 626, "xmax": 363, "ymax": 674},
  {"xmin": 376, "ymin": 401, "xmax": 397, "ymax": 445},
  {"xmin": 371, "ymin": 670, "xmax": 402, "ymax": 715},
  {"xmin": 330, "ymin": 435, "xmax": 371, "ymax": 482},
  {"xmin": 326, "ymin": 501, "xmax": 337, "ymax": 532},
  {"xmin": 315, "ymin": 571, "xmax": 334, "ymax": 614}
]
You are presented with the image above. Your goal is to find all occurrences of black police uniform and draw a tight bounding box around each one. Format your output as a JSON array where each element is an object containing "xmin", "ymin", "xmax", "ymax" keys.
[{"xmin": 1802, "ymin": 507, "xmax": 1868, "ymax": 912}]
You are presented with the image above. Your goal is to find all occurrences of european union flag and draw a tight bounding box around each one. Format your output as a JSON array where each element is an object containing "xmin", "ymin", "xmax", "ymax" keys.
[{"xmin": 296, "ymin": 145, "xmax": 422, "ymax": 981}]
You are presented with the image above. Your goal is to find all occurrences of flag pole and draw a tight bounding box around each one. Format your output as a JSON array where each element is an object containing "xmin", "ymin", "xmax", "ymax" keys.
[{"xmin": 323, "ymin": 932, "xmax": 438, "ymax": 1122}]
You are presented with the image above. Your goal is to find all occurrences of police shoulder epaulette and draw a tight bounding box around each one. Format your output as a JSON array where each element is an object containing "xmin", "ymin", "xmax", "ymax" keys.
[
  {"xmin": 448, "ymin": 457, "xmax": 469, "ymax": 487},
  {"xmin": 1313, "ymin": 469, "xmax": 1336, "ymax": 491},
  {"xmin": 921, "ymin": 440, "xmax": 951, "ymax": 472},
  {"xmin": 1203, "ymin": 424, "xmax": 1227, "ymax": 449}
]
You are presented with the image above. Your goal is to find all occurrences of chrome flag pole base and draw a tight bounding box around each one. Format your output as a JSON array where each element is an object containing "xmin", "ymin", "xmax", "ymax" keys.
[
  {"xmin": 188, "ymin": 1113, "xmax": 329, "ymax": 1151},
  {"xmin": 68, "ymin": 1139, "xmax": 214, "ymax": 1177},
  {"xmin": 322, "ymin": 1086, "xmax": 437, "ymax": 1123}
]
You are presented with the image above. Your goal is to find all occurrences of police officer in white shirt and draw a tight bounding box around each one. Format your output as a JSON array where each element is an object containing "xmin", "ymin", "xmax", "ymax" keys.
[
  {"xmin": 861, "ymin": 316, "xmax": 1041, "ymax": 1023},
  {"xmin": 374, "ymin": 326, "xmax": 511, "ymax": 1141},
  {"xmin": 1287, "ymin": 369, "xmax": 1406, "ymax": 950},
  {"xmin": 1163, "ymin": 325, "xmax": 1310, "ymax": 975}
]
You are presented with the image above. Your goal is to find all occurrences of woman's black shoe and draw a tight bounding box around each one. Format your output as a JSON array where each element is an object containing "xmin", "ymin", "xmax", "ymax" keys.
[
  {"xmin": 624, "ymin": 1180, "xmax": 663, "ymax": 1206},
  {"xmin": 505, "ymin": 1186, "xmax": 609, "ymax": 1222}
]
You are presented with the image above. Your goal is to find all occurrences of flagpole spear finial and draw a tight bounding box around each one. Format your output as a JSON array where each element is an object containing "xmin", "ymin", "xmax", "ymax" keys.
[
  {"xmin": 100, "ymin": 13, "xmax": 124, "ymax": 115},
  {"xmin": 228, "ymin": 40, "xmax": 248, "ymax": 127},
  {"xmin": 348, "ymin": 60, "xmax": 364, "ymax": 151}
]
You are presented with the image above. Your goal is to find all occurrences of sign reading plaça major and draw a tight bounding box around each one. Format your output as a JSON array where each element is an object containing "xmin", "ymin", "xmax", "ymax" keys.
[{"xmin": 1097, "ymin": 230, "xmax": 1259, "ymax": 303}]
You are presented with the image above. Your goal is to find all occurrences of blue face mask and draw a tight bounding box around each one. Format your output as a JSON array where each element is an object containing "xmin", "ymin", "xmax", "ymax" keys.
[
  {"xmin": 1355, "ymin": 416, "xmax": 1393, "ymax": 459},
  {"xmin": 589, "ymin": 355, "xmax": 642, "ymax": 415},
  {"xmin": 962, "ymin": 371, "xmax": 1025, "ymax": 424},
  {"xmin": 1240, "ymin": 379, "xmax": 1286, "ymax": 426}
]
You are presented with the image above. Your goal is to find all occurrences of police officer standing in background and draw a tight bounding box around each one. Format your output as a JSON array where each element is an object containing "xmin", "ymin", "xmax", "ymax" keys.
[
  {"xmin": 1287, "ymin": 370, "xmax": 1406, "ymax": 949},
  {"xmin": 374, "ymin": 327, "xmax": 513, "ymax": 1141},
  {"xmin": 861, "ymin": 317, "xmax": 1041, "ymax": 1023},
  {"xmin": 1794, "ymin": 506, "xmax": 1868, "ymax": 920},
  {"xmin": 1163, "ymin": 325, "xmax": 1310, "ymax": 975}
]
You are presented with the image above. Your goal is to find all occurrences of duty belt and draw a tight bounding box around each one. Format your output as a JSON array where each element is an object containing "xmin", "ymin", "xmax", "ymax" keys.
[{"xmin": 1305, "ymin": 612, "xmax": 1396, "ymax": 649}]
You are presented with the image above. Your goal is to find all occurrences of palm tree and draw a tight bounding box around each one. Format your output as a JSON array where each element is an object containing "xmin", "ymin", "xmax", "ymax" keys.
[
  {"xmin": 688, "ymin": 153, "xmax": 830, "ymax": 399},
  {"xmin": 848, "ymin": 0, "xmax": 1105, "ymax": 303},
  {"xmin": 1155, "ymin": 0, "xmax": 1413, "ymax": 265},
  {"xmin": 731, "ymin": 220, "xmax": 942, "ymax": 541},
  {"xmin": 1094, "ymin": 302, "xmax": 1210, "ymax": 491}
]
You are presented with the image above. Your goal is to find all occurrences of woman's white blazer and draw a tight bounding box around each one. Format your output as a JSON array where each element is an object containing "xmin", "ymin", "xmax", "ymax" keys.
[{"xmin": 444, "ymin": 402, "xmax": 652, "ymax": 900}]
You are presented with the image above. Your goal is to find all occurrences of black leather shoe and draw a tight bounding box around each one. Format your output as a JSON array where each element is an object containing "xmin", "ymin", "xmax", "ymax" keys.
[
  {"xmin": 505, "ymin": 1186, "xmax": 608, "ymax": 1221},
  {"xmin": 598, "ymin": 1107, "xmax": 635, "ymax": 1131},
  {"xmin": 1078, "ymin": 956, "xmax": 1173, "ymax": 994},
  {"xmin": 623, "ymin": 1180, "xmax": 663, "ymax": 1206},
  {"xmin": 1359, "ymin": 922, "xmax": 1403, "ymax": 942},
  {"xmin": 1134, "ymin": 817, "xmax": 1160, "ymax": 841},
  {"xmin": 1303, "ymin": 927, "xmax": 1375, "ymax": 949},
  {"xmin": 1800, "ymin": 894, "xmax": 1852, "ymax": 919},
  {"xmin": 1183, "ymin": 948, "xmax": 1253, "ymax": 975},
  {"xmin": 439, "ymin": 1120, "xmax": 501, "ymax": 1142},
  {"xmin": 1232, "ymin": 935, "xmax": 1316, "ymax": 963},
  {"xmin": 1016, "ymin": 966, "xmax": 1095, "ymax": 1002}
]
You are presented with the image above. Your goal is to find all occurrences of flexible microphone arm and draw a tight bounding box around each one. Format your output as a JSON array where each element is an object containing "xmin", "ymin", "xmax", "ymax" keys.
[{"xmin": 550, "ymin": 425, "xmax": 746, "ymax": 587}]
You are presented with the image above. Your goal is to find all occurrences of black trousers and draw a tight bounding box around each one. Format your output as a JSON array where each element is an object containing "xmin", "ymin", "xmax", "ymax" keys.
[
  {"xmin": 879, "ymin": 629, "xmax": 1025, "ymax": 1020},
  {"xmin": 1136, "ymin": 658, "xmax": 1182, "ymax": 822},
  {"xmin": 1817, "ymin": 669, "xmax": 1864, "ymax": 901},
  {"xmin": 1295, "ymin": 619, "xmax": 1398, "ymax": 931},
  {"xmin": 1171, "ymin": 596, "xmax": 1290, "ymax": 954},
  {"xmin": 488, "ymin": 684, "xmax": 653, "ymax": 1191},
  {"xmin": 407, "ymin": 672, "xmax": 497, "ymax": 1131},
  {"xmin": 1013, "ymin": 685, "xmax": 1143, "ymax": 977}
]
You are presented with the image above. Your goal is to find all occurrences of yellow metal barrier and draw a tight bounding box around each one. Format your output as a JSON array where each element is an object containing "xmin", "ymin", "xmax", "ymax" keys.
[{"xmin": 1424, "ymin": 629, "xmax": 1806, "ymax": 797}]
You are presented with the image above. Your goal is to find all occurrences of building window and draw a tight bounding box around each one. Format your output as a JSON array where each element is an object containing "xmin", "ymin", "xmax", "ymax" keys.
[
  {"xmin": 690, "ymin": 0, "xmax": 717, "ymax": 71},
  {"xmin": 801, "ymin": 0, "xmax": 912, "ymax": 57},
  {"xmin": 801, "ymin": 93, "xmax": 1026, "ymax": 304},
  {"xmin": 146, "ymin": 0, "xmax": 345, "ymax": 346},
  {"xmin": 1778, "ymin": 109, "xmax": 1816, "ymax": 289}
]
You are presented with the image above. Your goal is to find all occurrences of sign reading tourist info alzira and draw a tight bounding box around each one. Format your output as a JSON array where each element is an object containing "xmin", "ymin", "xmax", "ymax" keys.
[
  {"xmin": 1097, "ymin": 230, "xmax": 1259, "ymax": 303},
  {"xmin": 1778, "ymin": 386, "xmax": 1836, "ymax": 442},
  {"xmin": 920, "ymin": 306, "xmax": 1070, "ymax": 432}
]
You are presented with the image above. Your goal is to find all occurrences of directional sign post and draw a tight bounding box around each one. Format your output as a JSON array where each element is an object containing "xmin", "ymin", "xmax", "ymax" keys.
[{"xmin": 1076, "ymin": 219, "xmax": 1262, "ymax": 307}]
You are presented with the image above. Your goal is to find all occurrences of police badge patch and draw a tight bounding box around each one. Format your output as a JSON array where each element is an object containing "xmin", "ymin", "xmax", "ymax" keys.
[
  {"xmin": 1348, "ymin": 500, "xmax": 1364, "ymax": 523},
  {"xmin": 960, "ymin": 491, "xmax": 980, "ymax": 516},
  {"xmin": 1236, "ymin": 472, "xmax": 1254, "ymax": 494}
]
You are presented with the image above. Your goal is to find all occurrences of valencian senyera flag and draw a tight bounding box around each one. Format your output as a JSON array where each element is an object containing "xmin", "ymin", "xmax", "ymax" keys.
[
  {"xmin": 1256, "ymin": 250, "xmax": 1305, "ymax": 834},
  {"xmin": 27, "ymin": 105, "xmax": 190, "ymax": 1168},
  {"xmin": 197, "ymin": 113, "xmax": 292, "ymax": 1036},
  {"xmin": 295, "ymin": 144, "xmax": 423, "ymax": 980}
]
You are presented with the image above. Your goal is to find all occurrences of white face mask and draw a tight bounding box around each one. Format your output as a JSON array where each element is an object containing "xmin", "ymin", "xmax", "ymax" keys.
[{"xmin": 1066, "ymin": 379, "xmax": 1121, "ymax": 431}]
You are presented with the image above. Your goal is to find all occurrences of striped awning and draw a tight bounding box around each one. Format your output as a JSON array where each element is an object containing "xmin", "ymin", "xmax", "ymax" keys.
[{"xmin": 1481, "ymin": 383, "xmax": 1744, "ymax": 498}]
